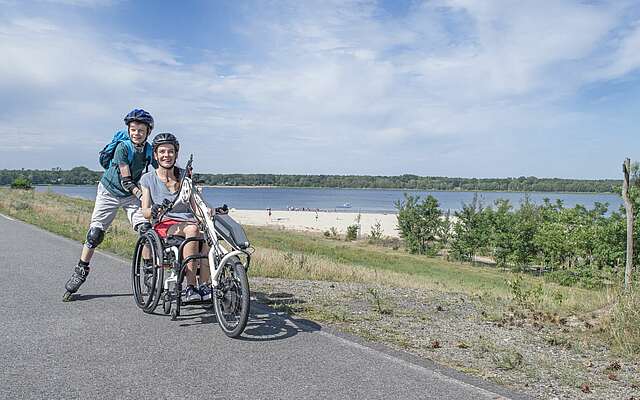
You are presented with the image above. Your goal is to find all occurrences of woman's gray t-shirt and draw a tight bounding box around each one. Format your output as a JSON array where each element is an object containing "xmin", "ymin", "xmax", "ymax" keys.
[{"xmin": 139, "ymin": 168, "xmax": 195, "ymax": 222}]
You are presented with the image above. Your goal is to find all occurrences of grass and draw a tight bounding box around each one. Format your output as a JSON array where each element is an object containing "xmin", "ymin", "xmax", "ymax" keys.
[
  {"xmin": 0, "ymin": 188, "xmax": 611, "ymax": 317},
  {"xmin": 247, "ymin": 225, "xmax": 609, "ymax": 315},
  {"xmin": 602, "ymin": 289, "xmax": 640, "ymax": 356}
]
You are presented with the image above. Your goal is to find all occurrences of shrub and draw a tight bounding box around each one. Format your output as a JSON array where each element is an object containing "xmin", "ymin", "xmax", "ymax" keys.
[
  {"xmin": 11, "ymin": 176, "xmax": 32, "ymax": 190},
  {"xmin": 506, "ymin": 274, "xmax": 543, "ymax": 310},
  {"xmin": 324, "ymin": 227, "xmax": 339, "ymax": 239},
  {"xmin": 369, "ymin": 220, "xmax": 383, "ymax": 242},
  {"xmin": 346, "ymin": 224, "xmax": 358, "ymax": 241}
]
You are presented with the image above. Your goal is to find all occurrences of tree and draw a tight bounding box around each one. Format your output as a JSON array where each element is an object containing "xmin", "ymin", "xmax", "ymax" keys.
[
  {"xmin": 395, "ymin": 194, "xmax": 442, "ymax": 254},
  {"xmin": 622, "ymin": 158, "xmax": 634, "ymax": 290},
  {"xmin": 491, "ymin": 199, "xmax": 516, "ymax": 267},
  {"xmin": 512, "ymin": 196, "xmax": 540, "ymax": 270},
  {"xmin": 450, "ymin": 194, "xmax": 492, "ymax": 262}
]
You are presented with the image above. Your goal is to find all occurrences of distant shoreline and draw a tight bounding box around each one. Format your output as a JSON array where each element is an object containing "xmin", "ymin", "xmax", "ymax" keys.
[{"xmin": 1, "ymin": 167, "xmax": 620, "ymax": 194}]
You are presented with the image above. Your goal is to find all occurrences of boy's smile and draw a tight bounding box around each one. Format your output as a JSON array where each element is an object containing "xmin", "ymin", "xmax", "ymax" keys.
[{"xmin": 128, "ymin": 121, "xmax": 149, "ymax": 146}]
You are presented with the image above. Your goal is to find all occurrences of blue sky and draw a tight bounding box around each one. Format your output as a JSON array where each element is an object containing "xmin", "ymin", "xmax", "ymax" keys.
[{"xmin": 1, "ymin": 0, "xmax": 640, "ymax": 179}]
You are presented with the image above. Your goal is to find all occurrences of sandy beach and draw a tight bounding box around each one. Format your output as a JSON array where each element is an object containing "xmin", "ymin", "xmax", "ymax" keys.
[{"xmin": 229, "ymin": 209, "xmax": 400, "ymax": 238}]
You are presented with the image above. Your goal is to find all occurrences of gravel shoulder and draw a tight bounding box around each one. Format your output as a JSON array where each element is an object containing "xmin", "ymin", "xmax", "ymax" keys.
[{"xmin": 252, "ymin": 277, "xmax": 640, "ymax": 400}]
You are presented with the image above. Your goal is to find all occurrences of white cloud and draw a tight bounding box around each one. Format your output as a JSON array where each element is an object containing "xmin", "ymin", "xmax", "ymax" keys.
[
  {"xmin": 600, "ymin": 21, "xmax": 640, "ymax": 79},
  {"xmin": 1, "ymin": 1, "xmax": 639, "ymax": 177}
]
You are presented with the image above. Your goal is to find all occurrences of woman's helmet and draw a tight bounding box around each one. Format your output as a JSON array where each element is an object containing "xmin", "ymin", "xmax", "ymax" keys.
[
  {"xmin": 152, "ymin": 132, "xmax": 180, "ymax": 152},
  {"xmin": 124, "ymin": 109, "xmax": 154, "ymax": 131}
]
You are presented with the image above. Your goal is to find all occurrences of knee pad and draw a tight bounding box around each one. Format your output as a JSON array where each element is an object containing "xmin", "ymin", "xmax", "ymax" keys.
[
  {"xmin": 85, "ymin": 227, "xmax": 105, "ymax": 249},
  {"xmin": 136, "ymin": 222, "xmax": 152, "ymax": 236}
]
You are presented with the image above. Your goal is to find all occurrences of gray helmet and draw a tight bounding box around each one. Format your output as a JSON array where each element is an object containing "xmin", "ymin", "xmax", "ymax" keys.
[{"xmin": 152, "ymin": 132, "xmax": 179, "ymax": 152}]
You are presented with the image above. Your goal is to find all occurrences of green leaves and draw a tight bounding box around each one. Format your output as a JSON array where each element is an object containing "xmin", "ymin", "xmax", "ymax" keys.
[
  {"xmin": 395, "ymin": 194, "xmax": 443, "ymax": 255},
  {"xmin": 10, "ymin": 176, "xmax": 32, "ymax": 190}
]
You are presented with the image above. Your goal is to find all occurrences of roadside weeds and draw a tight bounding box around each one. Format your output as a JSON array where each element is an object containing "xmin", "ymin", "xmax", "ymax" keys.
[{"xmin": 252, "ymin": 277, "xmax": 640, "ymax": 400}]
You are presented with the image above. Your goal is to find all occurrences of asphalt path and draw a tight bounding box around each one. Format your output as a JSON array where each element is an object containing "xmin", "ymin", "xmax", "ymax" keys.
[{"xmin": 0, "ymin": 214, "xmax": 528, "ymax": 400}]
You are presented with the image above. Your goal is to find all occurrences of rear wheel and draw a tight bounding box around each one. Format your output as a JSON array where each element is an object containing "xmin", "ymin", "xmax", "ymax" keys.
[
  {"xmin": 131, "ymin": 234, "xmax": 163, "ymax": 313},
  {"xmin": 213, "ymin": 261, "xmax": 250, "ymax": 338}
]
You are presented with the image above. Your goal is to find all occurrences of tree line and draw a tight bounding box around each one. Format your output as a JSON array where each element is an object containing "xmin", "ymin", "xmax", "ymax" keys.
[
  {"xmin": 396, "ymin": 192, "xmax": 633, "ymax": 288},
  {"xmin": 0, "ymin": 167, "xmax": 99, "ymax": 186},
  {"xmin": 0, "ymin": 168, "xmax": 620, "ymax": 193}
]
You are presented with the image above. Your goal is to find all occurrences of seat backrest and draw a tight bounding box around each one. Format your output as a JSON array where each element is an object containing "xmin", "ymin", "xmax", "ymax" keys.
[{"xmin": 163, "ymin": 235, "xmax": 185, "ymax": 248}]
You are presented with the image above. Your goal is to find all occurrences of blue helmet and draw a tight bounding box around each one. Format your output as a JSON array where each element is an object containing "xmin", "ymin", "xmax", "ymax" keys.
[{"xmin": 124, "ymin": 109, "xmax": 154, "ymax": 131}]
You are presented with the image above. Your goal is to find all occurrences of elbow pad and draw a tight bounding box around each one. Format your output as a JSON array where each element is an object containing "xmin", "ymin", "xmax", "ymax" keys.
[{"xmin": 121, "ymin": 176, "xmax": 137, "ymax": 194}]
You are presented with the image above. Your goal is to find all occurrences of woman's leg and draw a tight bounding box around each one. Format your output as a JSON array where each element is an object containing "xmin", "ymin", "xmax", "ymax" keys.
[
  {"xmin": 199, "ymin": 243, "xmax": 211, "ymax": 283},
  {"xmin": 167, "ymin": 222, "xmax": 202, "ymax": 287}
]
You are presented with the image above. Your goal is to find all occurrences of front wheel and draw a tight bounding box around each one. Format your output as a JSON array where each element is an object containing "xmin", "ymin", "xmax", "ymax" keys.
[{"xmin": 213, "ymin": 261, "xmax": 250, "ymax": 338}]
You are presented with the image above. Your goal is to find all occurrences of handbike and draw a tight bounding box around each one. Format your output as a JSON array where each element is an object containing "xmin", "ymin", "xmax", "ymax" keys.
[{"xmin": 131, "ymin": 155, "xmax": 252, "ymax": 338}]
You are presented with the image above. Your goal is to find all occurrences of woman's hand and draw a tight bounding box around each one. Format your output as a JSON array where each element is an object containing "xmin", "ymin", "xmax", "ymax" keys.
[{"xmin": 150, "ymin": 204, "xmax": 163, "ymax": 219}]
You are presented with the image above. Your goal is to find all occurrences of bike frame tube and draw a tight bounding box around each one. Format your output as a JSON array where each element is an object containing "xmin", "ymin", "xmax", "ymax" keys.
[
  {"xmin": 177, "ymin": 254, "xmax": 208, "ymax": 285},
  {"xmin": 208, "ymin": 249, "xmax": 247, "ymax": 287},
  {"xmin": 177, "ymin": 237, "xmax": 206, "ymax": 264}
]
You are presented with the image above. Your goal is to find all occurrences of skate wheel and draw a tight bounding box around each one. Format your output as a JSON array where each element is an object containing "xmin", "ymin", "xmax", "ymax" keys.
[{"xmin": 62, "ymin": 291, "xmax": 74, "ymax": 302}]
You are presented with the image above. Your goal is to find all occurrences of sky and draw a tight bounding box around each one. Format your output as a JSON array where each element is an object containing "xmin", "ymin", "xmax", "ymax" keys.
[{"xmin": 1, "ymin": 0, "xmax": 640, "ymax": 179}]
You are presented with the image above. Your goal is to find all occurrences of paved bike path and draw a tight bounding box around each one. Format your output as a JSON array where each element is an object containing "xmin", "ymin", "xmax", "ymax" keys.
[{"xmin": 0, "ymin": 215, "xmax": 526, "ymax": 400}]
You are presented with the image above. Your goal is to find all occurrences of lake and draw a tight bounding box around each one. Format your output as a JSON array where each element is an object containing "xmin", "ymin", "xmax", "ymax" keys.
[{"xmin": 34, "ymin": 185, "xmax": 623, "ymax": 214}]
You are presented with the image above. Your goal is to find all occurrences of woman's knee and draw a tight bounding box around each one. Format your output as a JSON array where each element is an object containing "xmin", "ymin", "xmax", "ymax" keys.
[{"xmin": 183, "ymin": 224, "xmax": 200, "ymax": 237}]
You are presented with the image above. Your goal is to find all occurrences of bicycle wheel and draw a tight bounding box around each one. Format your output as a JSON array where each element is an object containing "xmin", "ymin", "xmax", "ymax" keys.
[
  {"xmin": 213, "ymin": 260, "xmax": 250, "ymax": 338},
  {"xmin": 131, "ymin": 234, "xmax": 163, "ymax": 313}
]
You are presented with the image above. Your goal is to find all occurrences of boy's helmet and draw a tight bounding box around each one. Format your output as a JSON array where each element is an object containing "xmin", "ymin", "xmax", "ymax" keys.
[
  {"xmin": 124, "ymin": 109, "xmax": 154, "ymax": 131},
  {"xmin": 152, "ymin": 132, "xmax": 179, "ymax": 152}
]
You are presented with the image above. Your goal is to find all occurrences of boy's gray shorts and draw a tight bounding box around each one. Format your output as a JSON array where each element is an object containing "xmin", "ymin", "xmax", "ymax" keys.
[{"xmin": 88, "ymin": 182, "xmax": 146, "ymax": 231}]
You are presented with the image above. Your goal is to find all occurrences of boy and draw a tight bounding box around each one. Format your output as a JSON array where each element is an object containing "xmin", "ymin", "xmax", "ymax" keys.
[{"xmin": 63, "ymin": 109, "xmax": 157, "ymax": 301}]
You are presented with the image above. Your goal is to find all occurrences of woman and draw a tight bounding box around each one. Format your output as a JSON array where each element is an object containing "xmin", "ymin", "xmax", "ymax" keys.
[{"xmin": 139, "ymin": 133, "xmax": 211, "ymax": 302}]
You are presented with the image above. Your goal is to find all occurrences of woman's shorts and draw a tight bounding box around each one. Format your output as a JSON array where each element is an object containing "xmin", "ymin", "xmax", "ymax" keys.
[{"xmin": 153, "ymin": 219, "xmax": 183, "ymax": 238}]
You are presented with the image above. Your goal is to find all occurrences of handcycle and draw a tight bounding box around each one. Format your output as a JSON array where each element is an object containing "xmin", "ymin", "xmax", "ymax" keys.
[{"xmin": 131, "ymin": 155, "xmax": 252, "ymax": 338}]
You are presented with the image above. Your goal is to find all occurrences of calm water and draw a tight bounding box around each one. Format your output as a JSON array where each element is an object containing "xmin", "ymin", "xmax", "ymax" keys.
[{"xmin": 35, "ymin": 185, "xmax": 623, "ymax": 214}]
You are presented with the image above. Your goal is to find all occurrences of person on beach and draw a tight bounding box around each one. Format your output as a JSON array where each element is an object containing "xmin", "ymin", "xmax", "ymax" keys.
[
  {"xmin": 63, "ymin": 109, "xmax": 157, "ymax": 301},
  {"xmin": 139, "ymin": 133, "xmax": 213, "ymax": 302}
]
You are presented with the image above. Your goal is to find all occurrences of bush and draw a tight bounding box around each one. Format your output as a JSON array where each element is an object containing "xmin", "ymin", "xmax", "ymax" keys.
[
  {"xmin": 506, "ymin": 274, "xmax": 543, "ymax": 310},
  {"xmin": 369, "ymin": 220, "xmax": 383, "ymax": 242},
  {"xmin": 11, "ymin": 176, "xmax": 32, "ymax": 190},
  {"xmin": 324, "ymin": 227, "xmax": 339, "ymax": 239},
  {"xmin": 346, "ymin": 224, "xmax": 358, "ymax": 241},
  {"xmin": 544, "ymin": 267, "xmax": 613, "ymax": 289}
]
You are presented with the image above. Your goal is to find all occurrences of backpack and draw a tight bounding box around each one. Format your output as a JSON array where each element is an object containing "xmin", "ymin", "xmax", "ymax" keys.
[{"xmin": 98, "ymin": 130, "xmax": 153, "ymax": 169}]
